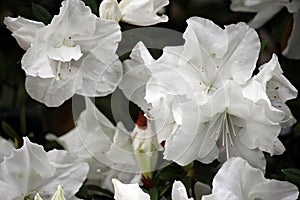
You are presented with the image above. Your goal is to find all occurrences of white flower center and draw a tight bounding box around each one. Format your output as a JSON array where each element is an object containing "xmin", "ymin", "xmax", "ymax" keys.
[
  {"xmin": 208, "ymin": 112, "xmax": 237, "ymax": 160},
  {"xmin": 48, "ymin": 35, "xmax": 83, "ymax": 80}
]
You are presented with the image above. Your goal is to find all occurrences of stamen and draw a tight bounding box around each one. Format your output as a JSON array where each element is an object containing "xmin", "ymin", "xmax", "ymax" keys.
[
  {"xmin": 56, "ymin": 61, "xmax": 61, "ymax": 80},
  {"xmin": 228, "ymin": 116, "xmax": 237, "ymax": 137},
  {"xmin": 68, "ymin": 62, "xmax": 72, "ymax": 72}
]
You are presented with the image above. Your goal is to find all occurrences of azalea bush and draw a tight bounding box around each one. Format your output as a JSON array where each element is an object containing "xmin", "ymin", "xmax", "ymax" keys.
[{"xmin": 1, "ymin": 0, "xmax": 300, "ymax": 199}]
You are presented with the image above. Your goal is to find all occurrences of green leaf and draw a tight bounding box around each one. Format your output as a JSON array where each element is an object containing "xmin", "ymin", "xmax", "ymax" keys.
[
  {"xmin": 282, "ymin": 168, "xmax": 300, "ymax": 186},
  {"xmin": 32, "ymin": 3, "xmax": 52, "ymax": 24},
  {"xmin": 293, "ymin": 122, "xmax": 300, "ymax": 138},
  {"xmin": 149, "ymin": 187, "xmax": 159, "ymax": 200},
  {"xmin": 75, "ymin": 185, "xmax": 89, "ymax": 199},
  {"xmin": 159, "ymin": 183, "xmax": 172, "ymax": 197},
  {"xmin": 82, "ymin": 0, "xmax": 99, "ymax": 15},
  {"xmin": 20, "ymin": 106, "xmax": 26, "ymax": 136},
  {"xmin": 1, "ymin": 120, "xmax": 19, "ymax": 140},
  {"xmin": 86, "ymin": 185, "xmax": 114, "ymax": 197},
  {"xmin": 260, "ymin": 40, "xmax": 267, "ymax": 52}
]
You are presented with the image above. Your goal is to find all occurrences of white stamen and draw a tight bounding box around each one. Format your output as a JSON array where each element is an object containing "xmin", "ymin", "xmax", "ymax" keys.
[
  {"xmin": 56, "ymin": 61, "xmax": 61, "ymax": 80},
  {"xmin": 68, "ymin": 62, "xmax": 72, "ymax": 72}
]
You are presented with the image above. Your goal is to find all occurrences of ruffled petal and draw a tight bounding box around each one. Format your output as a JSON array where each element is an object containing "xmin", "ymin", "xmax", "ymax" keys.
[
  {"xmin": 99, "ymin": 0, "xmax": 123, "ymax": 22},
  {"xmin": 112, "ymin": 179, "xmax": 150, "ymax": 200},
  {"xmin": 119, "ymin": 0, "xmax": 169, "ymax": 26},
  {"xmin": 3, "ymin": 16, "xmax": 44, "ymax": 50},
  {"xmin": 172, "ymin": 181, "xmax": 193, "ymax": 200},
  {"xmin": 283, "ymin": 12, "xmax": 300, "ymax": 59}
]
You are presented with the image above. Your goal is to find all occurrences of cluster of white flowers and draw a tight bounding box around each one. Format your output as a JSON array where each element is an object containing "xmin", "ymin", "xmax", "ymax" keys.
[{"xmin": 2, "ymin": 0, "xmax": 300, "ymax": 199}]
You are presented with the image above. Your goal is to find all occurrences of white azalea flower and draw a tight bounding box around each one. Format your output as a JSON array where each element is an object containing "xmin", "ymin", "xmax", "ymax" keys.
[
  {"xmin": 243, "ymin": 54, "xmax": 298, "ymax": 129},
  {"xmin": 147, "ymin": 17, "xmax": 260, "ymax": 102},
  {"xmin": 99, "ymin": 0, "xmax": 169, "ymax": 26},
  {"xmin": 4, "ymin": 0, "xmax": 122, "ymax": 106},
  {"xmin": 141, "ymin": 17, "xmax": 285, "ymax": 169},
  {"xmin": 0, "ymin": 137, "xmax": 88, "ymax": 200},
  {"xmin": 202, "ymin": 157, "xmax": 299, "ymax": 200},
  {"xmin": 112, "ymin": 178, "xmax": 150, "ymax": 200},
  {"xmin": 57, "ymin": 97, "xmax": 140, "ymax": 192},
  {"xmin": 230, "ymin": 0, "xmax": 300, "ymax": 59}
]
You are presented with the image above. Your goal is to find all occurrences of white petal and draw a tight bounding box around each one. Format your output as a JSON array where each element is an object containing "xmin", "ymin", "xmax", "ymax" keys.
[
  {"xmin": 194, "ymin": 181, "xmax": 211, "ymax": 199},
  {"xmin": 216, "ymin": 22, "xmax": 260, "ymax": 85},
  {"xmin": 40, "ymin": 150, "xmax": 89, "ymax": 199},
  {"xmin": 172, "ymin": 181, "xmax": 193, "ymax": 200},
  {"xmin": 283, "ymin": 12, "xmax": 300, "ymax": 59},
  {"xmin": 3, "ymin": 16, "xmax": 44, "ymax": 50},
  {"xmin": 0, "ymin": 137, "xmax": 55, "ymax": 199},
  {"xmin": 184, "ymin": 17, "xmax": 228, "ymax": 59},
  {"xmin": 112, "ymin": 178, "xmax": 150, "ymax": 200},
  {"xmin": 25, "ymin": 68, "xmax": 78, "ymax": 107},
  {"xmin": 48, "ymin": 0, "xmax": 96, "ymax": 37},
  {"xmin": 106, "ymin": 123, "xmax": 138, "ymax": 167},
  {"xmin": 248, "ymin": 5, "xmax": 283, "ymax": 28},
  {"xmin": 119, "ymin": 0, "xmax": 169, "ymax": 26},
  {"xmin": 0, "ymin": 137, "xmax": 14, "ymax": 163},
  {"xmin": 99, "ymin": 0, "xmax": 123, "ymax": 22},
  {"xmin": 218, "ymin": 134, "xmax": 267, "ymax": 171},
  {"xmin": 75, "ymin": 18, "xmax": 122, "ymax": 97},
  {"xmin": 230, "ymin": 0, "xmax": 283, "ymax": 28},
  {"xmin": 249, "ymin": 179, "xmax": 299, "ymax": 200},
  {"xmin": 119, "ymin": 42, "xmax": 153, "ymax": 111},
  {"xmin": 202, "ymin": 157, "xmax": 266, "ymax": 200},
  {"xmin": 48, "ymin": 45, "xmax": 83, "ymax": 62},
  {"xmin": 22, "ymin": 43, "xmax": 55, "ymax": 78}
]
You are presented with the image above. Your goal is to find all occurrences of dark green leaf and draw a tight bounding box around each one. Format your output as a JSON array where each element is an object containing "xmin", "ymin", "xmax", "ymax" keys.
[
  {"xmin": 32, "ymin": 3, "xmax": 52, "ymax": 24},
  {"xmin": 282, "ymin": 168, "xmax": 300, "ymax": 186},
  {"xmin": 20, "ymin": 106, "xmax": 26, "ymax": 136},
  {"xmin": 75, "ymin": 185, "xmax": 89, "ymax": 199},
  {"xmin": 83, "ymin": 0, "xmax": 99, "ymax": 15},
  {"xmin": 293, "ymin": 122, "xmax": 300, "ymax": 138},
  {"xmin": 1, "ymin": 120, "xmax": 19, "ymax": 140},
  {"xmin": 159, "ymin": 183, "xmax": 171, "ymax": 197},
  {"xmin": 87, "ymin": 185, "xmax": 114, "ymax": 197},
  {"xmin": 149, "ymin": 187, "xmax": 159, "ymax": 200}
]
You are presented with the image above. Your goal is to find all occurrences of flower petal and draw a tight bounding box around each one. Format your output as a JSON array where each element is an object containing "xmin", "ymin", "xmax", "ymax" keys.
[
  {"xmin": 25, "ymin": 69, "xmax": 78, "ymax": 107},
  {"xmin": 0, "ymin": 137, "xmax": 14, "ymax": 163},
  {"xmin": 112, "ymin": 178, "xmax": 150, "ymax": 200},
  {"xmin": 172, "ymin": 181, "xmax": 193, "ymax": 200},
  {"xmin": 283, "ymin": 12, "xmax": 300, "ymax": 59},
  {"xmin": 0, "ymin": 137, "xmax": 55, "ymax": 199},
  {"xmin": 99, "ymin": 0, "xmax": 123, "ymax": 22},
  {"xmin": 48, "ymin": 45, "xmax": 83, "ymax": 62},
  {"xmin": 119, "ymin": 0, "xmax": 169, "ymax": 26},
  {"xmin": 249, "ymin": 179, "xmax": 299, "ymax": 200},
  {"xmin": 3, "ymin": 16, "xmax": 44, "ymax": 50}
]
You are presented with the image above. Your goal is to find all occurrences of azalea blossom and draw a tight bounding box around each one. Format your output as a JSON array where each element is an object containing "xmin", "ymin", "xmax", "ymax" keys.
[
  {"xmin": 230, "ymin": 0, "xmax": 300, "ymax": 59},
  {"xmin": 202, "ymin": 157, "xmax": 299, "ymax": 200},
  {"xmin": 4, "ymin": 0, "xmax": 122, "ymax": 106},
  {"xmin": 0, "ymin": 137, "xmax": 88, "ymax": 199},
  {"xmin": 142, "ymin": 17, "xmax": 288, "ymax": 170},
  {"xmin": 55, "ymin": 96, "xmax": 141, "ymax": 191},
  {"xmin": 243, "ymin": 54, "xmax": 298, "ymax": 129},
  {"xmin": 99, "ymin": 0, "xmax": 169, "ymax": 26}
]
